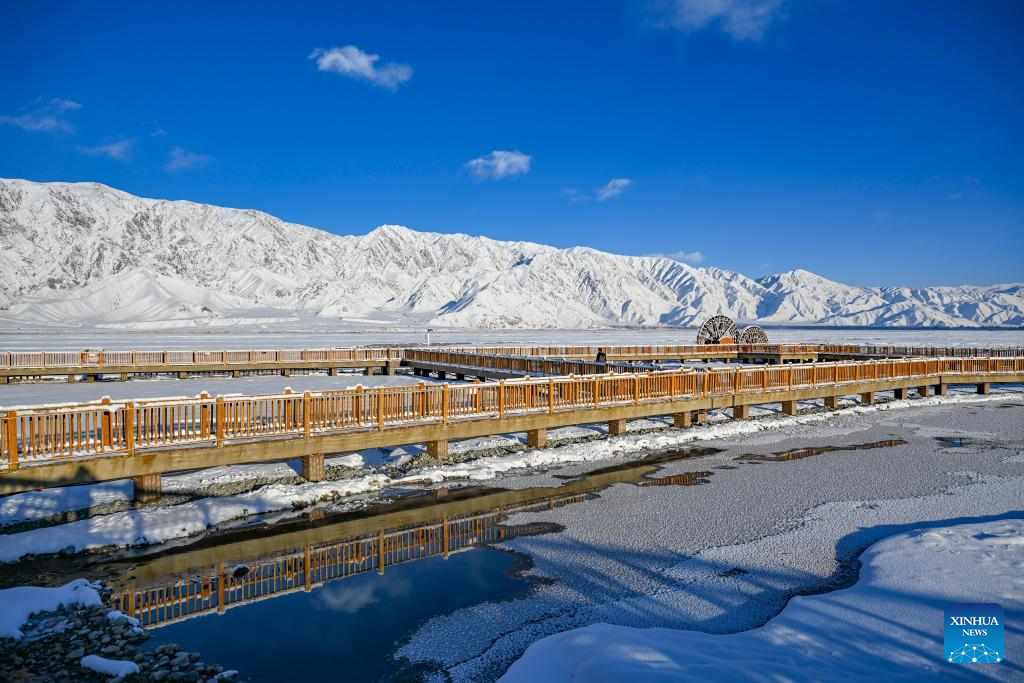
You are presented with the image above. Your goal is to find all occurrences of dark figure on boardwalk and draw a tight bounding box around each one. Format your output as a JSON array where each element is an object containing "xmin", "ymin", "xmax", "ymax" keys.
[{"xmin": 596, "ymin": 348, "xmax": 607, "ymax": 364}]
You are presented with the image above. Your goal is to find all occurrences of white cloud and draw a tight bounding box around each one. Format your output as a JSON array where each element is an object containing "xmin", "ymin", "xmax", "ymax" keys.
[
  {"xmin": 165, "ymin": 146, "xmax": 212, "ymax": 172},
  {"xmin": 561, "ymin": 188, "xmax": 589, "ymax": 204},
  {"xmin": 77, "ymin": 139, "xmax": 135, "ymax": 162},
  {"xmin": 0, "ymin": 98, "xmax": 82, "ymax": 134},
  {"xmin": 310, "ymin": 45, "xmax": 412, "ymax": 91},
  {"xmin": 596, "ymin": 178, "xmax": 633, "ymax": 201},
  {"xmin": 464, "ymin": 150, "xmax": 531, "ymax": 180},
  {"xmin": 650, "ymin": 250, "xmax": 706, "ymax": 265},
  {"xmin": 657, "ymin": 0, "xmax": 784, "ymax": 41}
]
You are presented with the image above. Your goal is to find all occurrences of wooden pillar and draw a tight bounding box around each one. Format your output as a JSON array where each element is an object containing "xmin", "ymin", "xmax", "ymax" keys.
[
  {"xmin": 733, "ymin": 404, "xmax": 750, "ymax": 420},
  {"xmin": 328, "ymin": 367, "xmax": 339, "ymax": 376},
  {"xmin": 383, "ymin": 363, "xmax": 395, "ymax": 376},
  {"xmin": 120, "ymin": 372, "xmax": 130, "ymax": 381},
  {"xmin": 282, "ymin": 368, "xmax": 292, "ymax": 377},
  {"xmin": 781, "ymin": 400, "xmax": 798, "ymax": 416},
  {"xmin": 426, "ymin": 439, "xmax": 449, "ymax": 460},
  {"xmin": 936, "ymin": 384, "xmax": 948, "ymax": 396},
  {"xmin": 67, "ymin": 374, "xmax": 77, "ymax": 383},
  {"xmin": 695, "ymin": 409, "xmax": 708, "ymax": 424},
  {"xmin": 673, "ymin": 412, "xmax": 691, "ymax": 429},
  {"xmin": 607, "ymin": 419, "xmax": 627, "ymax": 436},
  {"xmin": 916, "ymin": 385, "xmax": 929, "ymax": 398},
  {"xmin": 977, "ymin": 383, "xmax": 990, "ymax": 395},
  {"xmin": 300, "ymin": 453, "xmax": 325, "ymax": 482},
  {"xmin": 364, "ymin": 367, "xmax": 375, "ymax": 376},
  {"xmin": 527, "ymin": 428, "xmax": 547, "ymax": 448},
  {"xmin": 131, "ymin": 473, "xmax": 161, "ymax": 504},
  {"xmin": 84, "ymin": 374, "xmax": 96, "ymax": 382},
  {"xmin": 824, "ymin": 395, "xmax": 839, "ymax": 409},
  {"xmin": 860, "ymin": 392, "xmax": 875, "ymax": 405},
  {"xmin": 894, "ymin": 387, "xmax": 908, "ymax": 400},
  {"xmin": 177, "ymin": 371, "xmax": 188, "ymax": 379},
  {"xmin": 232, "ymin": 369, "xmax": 241, "ymax": 378}
]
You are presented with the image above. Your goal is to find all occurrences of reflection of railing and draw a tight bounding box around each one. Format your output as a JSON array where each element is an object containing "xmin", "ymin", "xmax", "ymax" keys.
[
  {"xmin": 3, "ymin": 357, "xmax": 1023, "ymax": 470},
  {"xmin": 0, "ymin": 347, "xmax": 400, "ymax": 369},
  {"xmin": 109, "ymin": 492, "xmax": 590, "ymax": 628}
]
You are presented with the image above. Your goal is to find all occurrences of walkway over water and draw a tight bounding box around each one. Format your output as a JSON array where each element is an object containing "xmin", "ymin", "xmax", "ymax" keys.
[
  {"xmin": 1, "ymin": 354, "xmax": 1021, "ymax": 497},
  {"xmin": 2, "ymin": 343, "xmax": 1022, "ymax": 383}
]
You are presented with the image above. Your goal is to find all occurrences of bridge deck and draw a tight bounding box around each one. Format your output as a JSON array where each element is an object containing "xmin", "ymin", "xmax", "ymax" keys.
[{"xmin": 1, "ymin": 357, "xmax": 1020, "ymax": 496}]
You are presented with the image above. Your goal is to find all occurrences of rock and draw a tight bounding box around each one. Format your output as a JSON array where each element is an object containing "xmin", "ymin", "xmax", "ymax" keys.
[
  {"xmin": 152, "ymin": 670, "xmax": 170, "ymax": 681},
  {"xmin": 101, "ymin": 644, "xmax": 120, "ymax": 655},
  {"xmin": 189, "ymin": 652, "xmax": 200, "ymax": 662},
  {"xmin": 66, "ymin": 647, "xmax": 85, "ymax": 660}
]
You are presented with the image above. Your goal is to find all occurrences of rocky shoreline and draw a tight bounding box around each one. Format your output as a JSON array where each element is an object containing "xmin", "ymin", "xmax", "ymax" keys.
[{"xmin": 0, "ymin": 586, "xmax": 240, "ymax": 682}]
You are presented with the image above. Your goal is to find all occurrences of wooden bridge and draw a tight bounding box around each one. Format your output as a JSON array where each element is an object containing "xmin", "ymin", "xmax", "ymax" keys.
[
  {"xmin": 2, "ymin": 342, "xmax": 1021, "ymax": 384},
  {"xmin": 1, "ymin": 350, "xmax": 1021, "ymax": 500}
]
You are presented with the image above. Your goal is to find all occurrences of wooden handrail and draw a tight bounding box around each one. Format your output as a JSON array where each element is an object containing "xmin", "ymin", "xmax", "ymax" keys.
[{"xmin": 1, "ymin": 357, "xmax": 1022, "ymax": 471}]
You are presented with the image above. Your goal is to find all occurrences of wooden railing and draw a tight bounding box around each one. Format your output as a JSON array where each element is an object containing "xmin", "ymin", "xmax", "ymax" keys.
[
  {"xmin": 3, "ymin": 357, "xmax": 1022, "ymax": 471},
  {"xmin": 0, "ymin": 347, "xmax": 400, "ymax": 369},
  {"xmin": 3, "ymin": 343, "xmax": 1022, "ymax": 372},
  {"xmin": 403, "ymin": 349, "xmax": 651, "ymax": 375},
  {"xmin": 109, "ymin": 491, "xmax": 590, "ymax": 627}
]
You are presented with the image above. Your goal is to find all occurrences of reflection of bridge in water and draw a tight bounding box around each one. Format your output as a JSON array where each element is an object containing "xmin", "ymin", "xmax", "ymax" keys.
[{"xmin": 106, "ymin": 456, "xmax": 689, "ymax": 628}]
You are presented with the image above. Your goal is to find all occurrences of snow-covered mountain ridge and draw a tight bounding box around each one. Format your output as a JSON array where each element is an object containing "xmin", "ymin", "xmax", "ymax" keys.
[{"xmin": 0, "ymin": 178, "xmax": 1021, "ymax": 329}]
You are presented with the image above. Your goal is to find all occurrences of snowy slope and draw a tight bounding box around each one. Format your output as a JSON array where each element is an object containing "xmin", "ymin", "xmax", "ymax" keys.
[{"xmin": 0, "ymin": 179, "xmax": 1021, "ymax": 329}]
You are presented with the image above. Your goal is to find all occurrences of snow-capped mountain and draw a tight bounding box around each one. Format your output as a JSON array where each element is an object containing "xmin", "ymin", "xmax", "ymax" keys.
[{"xmin": 0, "ymin": 179, "xmax": 1021, "ymax": 330}]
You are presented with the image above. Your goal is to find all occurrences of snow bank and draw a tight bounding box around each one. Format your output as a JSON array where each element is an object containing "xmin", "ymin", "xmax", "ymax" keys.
[
  {"xmin": 500, "ymin": 518, "xmax": 1024, "ymax": 682},
  {"xmin": 80, "ymin": 654, "xmax": 140, "ymax": 678},
  {"xmin": 0, "ymin": 579, "xmax": 102, "ymax": 639},
  {"xmin": 0, "ymin": 474, "xmax": 388, "ymax": 563}
]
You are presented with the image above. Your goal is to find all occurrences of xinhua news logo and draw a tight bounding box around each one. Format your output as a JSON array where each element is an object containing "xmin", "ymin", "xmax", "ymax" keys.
[{"xmin": 945, "ymin": 603, "xmax": 1003, "ymax": 664}]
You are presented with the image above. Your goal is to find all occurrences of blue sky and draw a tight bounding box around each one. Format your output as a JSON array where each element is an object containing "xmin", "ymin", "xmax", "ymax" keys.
[{"xmin": 1, "ymin": 1, "xmax": 1022, "ymax": 287}]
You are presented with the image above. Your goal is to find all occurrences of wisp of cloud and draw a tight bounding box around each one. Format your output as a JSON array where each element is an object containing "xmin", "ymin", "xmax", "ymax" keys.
[{"xmin": 311, "ymin": 45, "xmax": 413, "ymax": 91}]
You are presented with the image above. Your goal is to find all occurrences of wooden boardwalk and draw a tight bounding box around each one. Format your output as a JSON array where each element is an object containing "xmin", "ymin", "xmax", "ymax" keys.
[{"xmin": 1, "ymin": 355, "xmax": 1021, "ymax": 497}]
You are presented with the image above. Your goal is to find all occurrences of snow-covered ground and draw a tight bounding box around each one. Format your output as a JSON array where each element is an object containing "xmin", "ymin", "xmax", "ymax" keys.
[
  {"xmin": 1, "ymin": 327, "xmax": 1023, "ymax": 352},
  {"xmin": 0, "ymin": 370, "xmax": 440, "ymax": 408},
  {"xmin": 500, "ymin": 518, "xmax": 1024, "ymax": 682},
  {"xmin": 395, "ymin": 395, "xmax": 1024, "ymax": 680}
]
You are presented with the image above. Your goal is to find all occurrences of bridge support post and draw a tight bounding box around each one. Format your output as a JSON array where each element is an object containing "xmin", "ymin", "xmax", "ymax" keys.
[
  {"xmin": 527, "ymin": 428, "xmax": 548, "ymax": 448},
  {"xmin": 177, "ymin": 371, "xmax": 188, "ymax": 379},
  {"xmin": 673, "ymin": 412, "xmax": 691, "ymax": 429},
  {"xmin": 384, "ymin": 364, "xmax": 395, "ymax": 376},
  {"xmin": 733, "ymin": 404, "xmax": 750, "ymax": 420},
  {"xmin": 84, "ymin": 374, "xmax": 96, "ymax": 382},
  {"xmin": 860, "ymin": 392, "xmax": 875, "ymax": 405},
  {"xmin": 696, "ymin": 409, "xmax": 708, "ymax": 424},
  {"xmin": 824, "ymin": 395, "xmax": 839, "ymax": 409},
  {"xmin": 300, "ymin": 453, "xmax": 325, "ymax": 482},
  {"xmin": 364, "ymin": 367, "xmax": 375, "ymax": 376},
  {"xmin": 131, "ymin": 473, "xmax": 162, "ymax": 504},
  {"xmin": 120, "ymin": 372, "xmax": 130, "ymax": 381},
  {"xmin": 936, "ymin": 384, "xmax": 948, "ymax": 396},
  {"xmin": 781, "ymin": 400, "xmax": 797, "ymax": 416},
  {"xmin": 916, "ymin": 385, "xmax": 929, "ymax": 397},
  {"xmin": 894, "ymin": 387, "xmax": 908, "ymax": 400},
  {"xmin": 977, "ymin": 383, "xmax": 990, "ymax": 395},
  {"xmin": 232, "ymin": 370, "xmax": 241, "ymax": 378},
  {"xmin": 608, "ymin": 419, "xmax": 627, "ymax": 436},
  {"xmin": 67, "ymin": 374, "xmax": 77, "ymax": 383},
  {"xmin": 282, "ymin": 368, "xmax": 292, "ymax": 377},
  {"xmin": 427, "ymin": 439, "xmax": 449, "ymax": 461},
  {"xmin": 328, "ymin": 367, "xmax": 339, "ymax": 376}
]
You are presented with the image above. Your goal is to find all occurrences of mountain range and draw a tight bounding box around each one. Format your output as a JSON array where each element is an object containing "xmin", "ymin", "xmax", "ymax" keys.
[{"xmin": 0, "ymin": 178, "xmax": 1021, "ymax": 330}]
